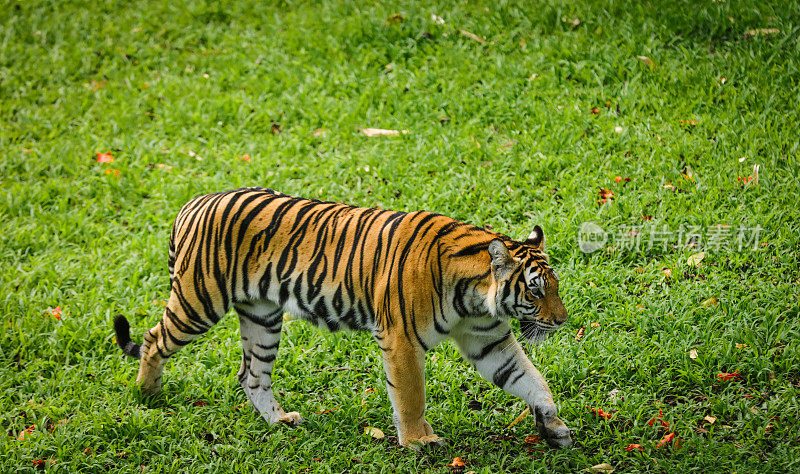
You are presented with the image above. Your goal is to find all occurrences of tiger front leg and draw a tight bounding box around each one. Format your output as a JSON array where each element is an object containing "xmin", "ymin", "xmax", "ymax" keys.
[
  {"xmin": 451, "ymin": 319, "xmax": 572, "ymax": 449},
  {"xmin": 236, "ymin": 301, "xmax": 303, "ymax": 427},
  {"xmin": 379, "ymin": 336, "xmax": 444, "ymax": 449}
]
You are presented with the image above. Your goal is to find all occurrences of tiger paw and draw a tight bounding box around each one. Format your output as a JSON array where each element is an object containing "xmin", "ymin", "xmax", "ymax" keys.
[
  {"xmin": 403, "ymin": 434, "xmax": 446, "ymax": 451},
  {"xmin": 534, "ymin": 411, "xmax": 572, "ymax": 449},
  {"xmin": 278, "ymin": 411, "xmax": 305, "ymax": 427}
]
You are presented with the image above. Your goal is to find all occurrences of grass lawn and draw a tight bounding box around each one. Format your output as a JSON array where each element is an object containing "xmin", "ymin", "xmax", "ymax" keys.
[{"xmin": 2, "ymin": 0, "xmax": 800, "ymax": 471}]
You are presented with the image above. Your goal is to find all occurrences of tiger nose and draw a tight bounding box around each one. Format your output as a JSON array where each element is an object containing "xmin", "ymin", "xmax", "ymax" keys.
[{"xmin": 552, "ymin": 297, "xmax": 568, "ymax": 325}]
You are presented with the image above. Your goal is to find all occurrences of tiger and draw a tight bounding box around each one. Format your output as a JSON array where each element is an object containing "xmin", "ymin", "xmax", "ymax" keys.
[{"xmin": 113, "ymin": 187, "xmax": 572, "ymax": 449}]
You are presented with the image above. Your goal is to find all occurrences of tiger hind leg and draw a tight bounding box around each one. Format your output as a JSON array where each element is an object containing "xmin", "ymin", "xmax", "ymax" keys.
[
  {"xmin": 235, "ymin": 300, "xmax": 302, "ymax": 426},
  {"xmin": 132, "ymin": 292, "xmax": 223, "ymax": 396}
]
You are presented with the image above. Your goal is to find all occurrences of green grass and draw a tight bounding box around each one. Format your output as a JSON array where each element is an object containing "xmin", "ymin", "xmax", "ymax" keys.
[{"xmin": 2, "ymin": 0, "xmax": 800, "ymax": 471}]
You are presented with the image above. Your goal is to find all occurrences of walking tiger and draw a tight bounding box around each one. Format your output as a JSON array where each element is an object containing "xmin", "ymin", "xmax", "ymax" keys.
[{"xmin": 114, "ymin": 187, "xmax": 572, "ymax": 449}]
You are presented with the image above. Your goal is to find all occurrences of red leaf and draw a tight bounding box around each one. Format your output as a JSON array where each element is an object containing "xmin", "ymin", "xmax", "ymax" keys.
[
  {"xmin": 96, "ymin": 152, "xmax": 114, "ymax": 163},
  {"xmin": 104, "ymin": 169, "xmax": 121, "ymax": 178},
  {"xmin": 45, "ymin": 306, "xmax": 62, "ymax": 321},
  {"xmin": 647, "ymin": 410, "xmax": 670, "ymax": 429},
  {"xmin": 717, "ymin": 371, "xmax": 740, "ymax": 381},
  {"xmin": 625, "ymin": 443, "xmax": 644, "ymax": 452},
  {"xmin": 656, "ymin": 432, "xmax": 676, "ymax": 448},
  {"xmin": 18, "ymin": 425, "xmax": 35, "ymax": 440},
  {"xmin": 597, "ymin": 188, "xmax": 614, "ymax": 206},
  {"xmin": 587, "ymin": 406, "xmax": 613, "ymax": 420}
]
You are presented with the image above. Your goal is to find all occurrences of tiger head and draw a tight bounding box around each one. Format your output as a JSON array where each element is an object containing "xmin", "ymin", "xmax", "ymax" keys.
[{"xmin": 487, "ymin": 225, "xmax": 568, "ymax": 343}]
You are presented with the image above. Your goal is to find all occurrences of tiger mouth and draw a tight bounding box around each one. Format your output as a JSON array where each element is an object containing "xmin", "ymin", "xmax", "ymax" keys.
[{"xmin": 520, "ymin": 320, "xmax": 561, "ymax": 343}]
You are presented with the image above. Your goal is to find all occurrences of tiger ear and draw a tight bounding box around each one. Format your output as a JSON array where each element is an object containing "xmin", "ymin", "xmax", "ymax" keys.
[
  {"xmin": 488, "ymin": 239, "xmax": 514, "ymax": 279},
  {"xmin": 525, "ymin": 225, "xmax": 545, "ymax": 251}
]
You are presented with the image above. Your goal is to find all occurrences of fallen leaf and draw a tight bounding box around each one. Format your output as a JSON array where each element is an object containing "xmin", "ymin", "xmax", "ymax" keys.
[
  {"xmin": 717, "ymin": 371, "xmax": 740, "ymax": 381},
  {"xmin": 575, "ymin": 327, "xmax": 585, "ymax": 341},
  {"xmin": 588, "ymin": 463, "xmax": 614, "ymax": 473},
  {"xmin": 18, "ymin": 425, "xmax": 35, "ymax": 440},
  {"xmin": 598, "ymin": 188, "xmax": 614, "ymax": 206},
  {"xmin": 507, "ymin": 407, "xmax": 530, "ymax": 427},
  {"xmin": 458, "ymin": 29, "xmax": 486, "ymax": 44},
  {"xmin": 313, "ymin": 457, "xmax": 322, "ymax": 462},
  {"xmin": 689, "ymin": 349, "xmax": 698, "ymax": 359},
  {"xmin": 270, "ymin": 123, "xmax": 281, "ymax": 135},
  {"xmin": 625, "ymin": 443, "xmax": 644, "ymax": 452},
  {"xmin": 448, "ymin": 457, "xmax": 467, "ymax": 471},
  {"xmin": 364, "ymin": 427, "xmax": 385, "ymax": 439},
  {"xmin": 359, "ymin": 128, "xmax": 408, "ymax": 137},
  {"xmin": 686, "ymin": 252, "xmax": 705, "ymax": 266},
  {"xmin": 735, "ymin": 343, "xmax": 748, "ymax": 349},
  {"xmin": 744, "ymin": 28, "xmax": 780, "ymax": 39},
  {"xmin": 155, "ymin": 163, "xmax": 173, "ymax": 170},
  {"xmin": 614, "ymin": 176, "xmax": 622, "ymax": 183},
  {"xmin": 590, "ymin": 322, "xmax": 601, "ymax": 328},
  {"xmin": 637, "ymin": 55, "xmax": 654, "ymax": 67},
  {"xmin": 662, "ymin": 268, "xmax": 672, "ymax": 278},
  {"xmin": 589, "ymin": 281, "xmax": 597, "ymax": 288},
  {"xmin": 591, "ymin": 107, "xmax": 600, "ymax": 114},
  {"xmin": 588, "ymin": 406, "xmax": 612, "ymax": 420},
  {"xmin": 240, "ymin": 155, "xmax": 252, "ymax": 163},
  {"xmin": 96, "ymin": 151, "xmax": 114, "ymax": 163},
  {"xmin": 562, "ymin": 17, "xmax": 580, "ymax": 28},
  {"xmin": 191, "ymin": 399, "xmax": 208, "ymax": 407},
  {"xmin": 104, "ymin": 169, "xmax": 121, "ymax": 178},
  {"xmin": 524, "ymin": 434, "xmax": 542, "ymax": 444},
  {"xmin": 313, "ymin": 128, "xmax": 329, "ymax": 137},
  {"xmin": 656, "ymin": 432, "xmax": 676, "ymax": 449},
  {"xmin": 700, "ymin": 297, "xmax": 719, "ymax": 308},
  {"xmin": 647, "ymin": 410, "xmax": 670, "ymax": 429},
  {"xmin": 385, "ymin": 13, "xmax": 404, "ymax": 25},
  {"xmin": 316, "ymin": 406, "xmax": 340, "ymax": 414},
  {"xmin": 45, "ymin": 306, "xmax": 62, "ymax": 321}
]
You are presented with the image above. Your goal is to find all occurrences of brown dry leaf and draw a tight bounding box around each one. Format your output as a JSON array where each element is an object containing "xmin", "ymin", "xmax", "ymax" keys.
[
  {"xmin": 448, "ymin": 457, "xmax": 467, "ymax": 471},
  {"xmin": 735, "ymin": 343, "xmax": 748, "ymax": 349},
  {"xmin": 637, "ymin": 56, "xmax": 655, "ymax": 67},
  {"xmin": 745, "ymin": 28, "xmax": 780, "ymax": 39},
  {"xmin": 590, "ymin": 322, "xmax": 601, "ymax": 328},
  {"xmin": 524, "ymin": 434, "xmax": 542, "ymax": 444},
  {"xmin": 363, "ymin": 427, "xmax": 385, "ymax": 439},
  {"xmin": 687, "ymin": 252, "xmax": 705, "ymax": 266},
  {"xmin": 589, "ymin": 281, "xmax": 597, "ymax": 288},
  {"xmin": 385, "ymin": 13, "xmax": 404, "ymax": 25},
  {"xmin": 270, "ymin": 123, "xmax": 281, "ymax": 135},
  {"xmin": 703, "ymin": 415, "xmax": 717, "ymax": 424},
  {"xmin": 587, "ymin": 463, "xmax": 615, "ymax": 473},
  {"xmin": 562, "ymin": 17, "xmax": 580, "ymax": 28},
  {"xmin": 359, "ymin": 128, "xmax": 408, "ymax": 137},
  {"xmin": 507, "ymin": 407, "xmax": 530, "ymax": 427},
  {"xmin": 700, "ymin": 297, "xmax": 719, "ymax": 308},
  {"xmin": 689, "ymin": 349, "xmax": 698, "ymax": 359},
  {"xmin": 459, "ymin": 29, "xmax": 486, "ymax": 44},
  {"xmin": 575, "ymin": 327, "xmax": 585, "ymax": 341},
  {"xmin": 662, "ymin": 268, "xmax": 672, "ymax": 278},
  {"xmin": 313, "ymin": 128, "xmax": 329, "ymax": 137}
]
